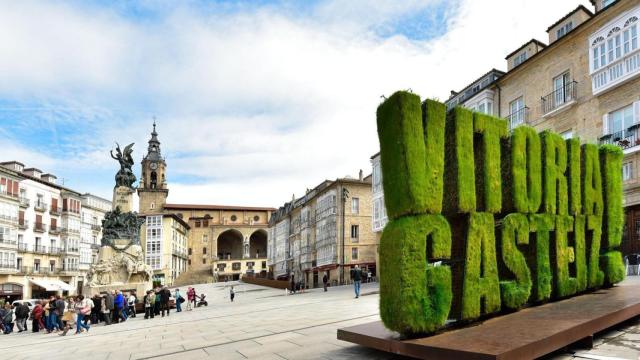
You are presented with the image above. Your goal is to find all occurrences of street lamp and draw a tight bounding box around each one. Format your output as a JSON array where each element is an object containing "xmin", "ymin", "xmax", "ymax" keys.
[{"xmin": 340, "ymin": 187, "xmax": 349, "ymax": 285}]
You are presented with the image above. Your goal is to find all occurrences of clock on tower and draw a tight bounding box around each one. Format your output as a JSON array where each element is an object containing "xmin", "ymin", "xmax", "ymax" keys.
[{"xmin": 137, "ymin": 121, "xmax": 169, "ymax": 214}]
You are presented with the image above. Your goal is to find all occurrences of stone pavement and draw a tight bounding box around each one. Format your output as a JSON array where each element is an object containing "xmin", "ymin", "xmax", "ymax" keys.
[{"xmin": 2, "ymin": 279, "xmax": 640, "ymax": 360}]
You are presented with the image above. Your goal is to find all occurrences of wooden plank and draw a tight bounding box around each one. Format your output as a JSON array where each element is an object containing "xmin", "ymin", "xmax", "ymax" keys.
[{"xmin": 337, "ymin": 281, "xmax": 640, "ymax": 360}]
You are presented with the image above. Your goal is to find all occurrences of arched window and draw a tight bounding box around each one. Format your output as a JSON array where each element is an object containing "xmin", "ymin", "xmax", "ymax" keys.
[{"xmin": 150, "ymin": 202, "xmax": 155, "ymax": 210}]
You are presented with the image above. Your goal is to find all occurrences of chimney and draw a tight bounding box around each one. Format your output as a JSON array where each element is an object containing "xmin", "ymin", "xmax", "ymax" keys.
[{"xmin": 359, "ymin": 169, "xmax": 363, "ymax": 181}]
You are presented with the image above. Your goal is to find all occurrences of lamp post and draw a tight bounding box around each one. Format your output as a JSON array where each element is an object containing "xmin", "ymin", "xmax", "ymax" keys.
[{"xmin": 340, "ymin": 186, "xmax": 349, "ymax": 285}]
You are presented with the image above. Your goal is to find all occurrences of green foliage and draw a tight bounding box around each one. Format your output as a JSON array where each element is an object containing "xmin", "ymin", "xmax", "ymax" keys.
[
  {"xmin": 573, "ymin": 215, "xmax": 588, "ymax": 292},
  {"xmin": 554, "ymin": 215, "xmax": 578, "ymax": 297},
  {"xmin": 582, "ymin": 144, "xmax": 604, "ymax": 216},
  {"xmin": 511, "ymin": 126, "xmax": 542, "ymax": 213},
  {"xmin": 444, "ymin": 107, "xmax": 476, "ymax": 214},
  {"xmin": 376, "ymin": 91, "xmax": 428, "ymax": 220},
  {"xmin": 601, "ymin": 251, "xmax": 625, "ymax": 285},
  {"xmin": 541, "ymin": 131, "xmax": 568, "ymax": 215},
  {"xmin": 499, "ymin": 213, "xmax": 532, "ymax": 309},
  {"xmin": 587, "ymin": 215, "xmax": 605, "ymax": 288},
  {"xmin": 461, "ymin": 213, "xmax": 501, "ymax": 319},
  {"xmin": 379, "ymin": 214, "xmax": 452, "ymax": 335},
  {"xmin": 567, "ymin": 138, "xmax": 582, "ymax": 215},
  {"xmin": 600, "ymin": 145, "xmax": 624, "ymax": 248},
  {"xmin": 474, "ymin": 113, "xmax": 508, "ymax": 213},
  {"xmin": 422, "ymin": 99, "xmax": 447, "ymax": 214},
  {"xmin": 528, "ymin": 214, "xmax": 554, "ymax": 302}
]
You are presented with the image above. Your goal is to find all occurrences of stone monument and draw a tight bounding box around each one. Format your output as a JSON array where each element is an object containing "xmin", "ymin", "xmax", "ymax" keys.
[{"xmin": 84, "ymin": 143, "xmax": 153, "ymax": 295}]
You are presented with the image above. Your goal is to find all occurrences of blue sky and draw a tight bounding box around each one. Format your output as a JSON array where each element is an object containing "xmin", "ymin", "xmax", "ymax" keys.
[{"xmin": 0, "ymin": 0, "xmax": 589, "ymax": 207}]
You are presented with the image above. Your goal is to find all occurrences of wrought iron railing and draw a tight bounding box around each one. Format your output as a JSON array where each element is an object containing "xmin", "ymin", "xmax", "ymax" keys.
[
  {"xmin": 19, "ymin": 197, "xmax": 29, "ymax": 208},
  {"xmin": 541, "ymin": 81, "xmax": 577, "ymax": 115},
  {"xmin": 599, "ymin": 125, "xmax": 640, "ymax": 149},
  {"xmin": 34, "ymin": 202, "xmax": 49, "ymax": 212}
]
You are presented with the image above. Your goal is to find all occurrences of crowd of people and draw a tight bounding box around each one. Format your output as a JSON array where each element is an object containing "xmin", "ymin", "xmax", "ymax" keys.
[{"xmin": 0, "ymin": 286, "xmax": 210, "ymax": 336}]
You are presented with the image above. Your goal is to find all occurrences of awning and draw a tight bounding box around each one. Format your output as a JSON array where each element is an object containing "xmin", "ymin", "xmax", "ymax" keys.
[{"xmin": 29, "ymin": 279, "xmax": 74, "ymax": 292}]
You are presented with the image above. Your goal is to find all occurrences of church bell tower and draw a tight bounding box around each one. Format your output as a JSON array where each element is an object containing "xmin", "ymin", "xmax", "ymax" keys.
[{"xmin": 138, "ymin": 121, "xmax": 168, "ymax": 213}]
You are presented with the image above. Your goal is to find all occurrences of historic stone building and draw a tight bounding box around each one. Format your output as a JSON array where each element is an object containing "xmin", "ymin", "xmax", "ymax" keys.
[
  {"xmin": 445, "ymin": 0, "xmax": 640, "ymax": 255},
  {"xmin": 267, "ymin": 171, "xmax": 376, "ymax": 288},
  {"xmin": 0, "ymin": 161, "xmax": 110, "ymax": 301},
  {"xmin": 136, "ymin": 124, "xmax": 273, "ymax": 285}
]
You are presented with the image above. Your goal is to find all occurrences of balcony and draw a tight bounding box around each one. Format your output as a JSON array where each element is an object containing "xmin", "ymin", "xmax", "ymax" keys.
[
  {"xmin": 19, "ymin": 197, "xmax": 29, "ymax": 208},
  {"xmin": 33, "ymin": 223, "xmax": 47, "ymax": 233},
  {"xmin": 0, "ymin": 236, "xmax": 17, "ymax": 249},
  {"xmin": 91, "ymin": 224, "xmax": 101, "ymax": 231},
  {"xmin": 49, "ymin": 225, "xmax": 61, "ymax": 235},
  {"xmin": 60, "ymin": 267, "xmax": 79, "ymax": 274},
  {"xmin": 50, "ymin": 206, "xmax": 62, "ymax": 216},
  {"xmin": 592, "ymin": 49, "xmax": 640, "ymax": 95},
  {"xmin": 64, "ymin": 247, "xmax": 80, "ymax": 254},
  {"xmin": 0, "ymin": 214, "xmax": 18, "ymax": 224},
  {"xmin": 34, "ymin": 202, "xmax": 48, "ymax": 212},
  {"xmin": 18, "ymin": 219, "xmax": 29, "ymax": 230},
  {"xmin": 0, "ymin": 189, "xmax": 18, "ymax": 201},
  {"xmin": 60, "ymin": 227, "xmax": 80, "ymax": 234},
  {"xmin": 505, "ymin": 106, "xmax": 530, "ymax": 130},
  {"xmin": 62, "ymin": 208, "xmax": 80, "ymax": 216},
  {"xmin": 599, "ymin": 124, "xmax": 640, "ymax": 152},
  {"xmin": 172, "ymin": 248, "xmax": 188, "ymax": 259},
  {"xmin": 541, "ymin": 81, "xmax": 577, "ymax": 116},
  {"xmin": 49, "ymin": 247, "xmax": 62, "ymax": 255},
  {"xmin": 34, "ymin": 245, "xmax": 48, "ymax": 254},
  {"xmin": 0, "ymin": 261, "xmax": 17, "ymax": 273},
  {"xmin": 18, "ymin": 243, "xmax": 29, "ymax": 252}
]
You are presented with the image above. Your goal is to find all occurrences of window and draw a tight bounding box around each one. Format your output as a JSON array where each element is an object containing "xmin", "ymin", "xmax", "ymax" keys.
[
  {"xmin": 603, "ymin": 0, "xmax": 615, "ymax": 8},
  {"xmin": 254, "ymin": 215, "xmax": 260, "ymax": 222},
  {"xmin": 509, "ymin": 97, "xmax": 525, "ymax": 128},
  {"xmin": 195, "ymin": 220, "xmax": 201, "ymax": 228},
  {"xmin": 188, "ymin": 248, "xmax": 192, "ymax": 255},
  {"xmin": 34, "ymin": 259, "xmax": 40, "ymax": 272},
  {"xmin": 553, "ymin": 72, "xmax": 571, "ymax": 106},
  {"xmin": 623, "ymin": 162, "xmax": 633, "ymax": 181},
  {"xmin": 230, "ymin": 215, "xmax": 237, "ymax": 221},
  {"xmin": 513, "ymin": 52, "xmax": 527, "ymax": 67},
  {"xmin": 50, "ymin": 260, "xmax": 55, "ymax": 272},
  {"xmin": 203, "ymin": 247, "xmax": 207, "ymax": 255},
  {"xmin": 232, "ymin": 262, "xmax": 241, "ymax": 271},
  {"xmin": 202, "ymin": 258, "xmax": 206, "ymax": 264},
  {"xmin": 608, "ymin": 104, "xmax": 635, "ymax": 135},
  {"xmin": 202, "ymin": 234, "xmax": 208, "ymax": 243},
  {"xmin": 351, "ymin": 225, "xmax": 359, "ymax": 240},
  {"xmin": 557, "ymin": 22, "xmax": 573, "ymax": 39},
  {"xmin": 351, "ymin": 247, "xmax": 358, "ymax": 261},
  {"xmin": 203, "ymin": 220, "xmax": 208, "ymax": 227},
  {"xmin": 351, "ymin": 198, "xmax": 359, "ymax": 214},
  {"xmin": 150, "ymin": 202, "xmax": 155, "ymax": 210},
  {"xmin": 188, "ymin": 259, "xmax": 191, "ymax": 265},
  {"xmin": 262, "ymin": 261, "xmax": 267, "ymax": 268},
  {"xmin": 561, "ymin": 130, "xmax": 573, "ymax": 140}
]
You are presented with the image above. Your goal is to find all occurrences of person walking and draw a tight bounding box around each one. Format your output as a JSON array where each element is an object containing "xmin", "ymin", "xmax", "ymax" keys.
[
  {"xmin": 114, "ymin": 290, "xmax": 125, "ymax": 323},
  {"xmin": 1, "ymin": 302, "xmax": 13, "ymax": 334},
  {"xmin": 351, "ymin": 265, "xmax": 362, "ymax": 298},
  {"xmin": 59, "ymin": 298, "xmax": 76, "ymax": 336},
  {"xmin": 323, "ymin": 274, "xmax": 328, "ymax": 292},
  {"xmin": 75, "ymin": 295, "xmax": 91, "ymax": 334},
  {"xmin": 174, "ymin": 289, "xmax": 183, "ymax": 313},
  {"xmin": 153, "ymin": 288, "xmax": 161, "ymax": 316},
  {"xmin": 187, "ymin": 287, "xmax": 196, "ymax": 310},
  {"xmin": 230, "ymin": 286, "xmax": 235, "ymax": 302},
  {"xmin": 128, "ymin": 292, "xmax": 137, "ymax": 318},
  {"xmin": 15, "ymin": 302, "xmax": 29, "ymax": 332},
  {"xmin": 160, "ymin": 287, "xmax": 170, "ymax": 317},
  {"xmin": 54, "ymin": 295, "xmax": 66, "ymax": 331},
  {"xmin": 31, "ymin": 301, "xmax": 43, "ymax": 333}
]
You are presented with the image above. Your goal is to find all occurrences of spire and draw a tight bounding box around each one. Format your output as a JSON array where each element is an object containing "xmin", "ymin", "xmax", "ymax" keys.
[{"xmin": 145, "ymin": 118, "xmax": 162, "ymax": 161}]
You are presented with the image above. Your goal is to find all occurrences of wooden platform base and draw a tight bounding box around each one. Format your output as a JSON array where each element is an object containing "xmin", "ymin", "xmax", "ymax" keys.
[{"xmin": 337, "ymin": 280, "xmax": 640, "ymax": 360}]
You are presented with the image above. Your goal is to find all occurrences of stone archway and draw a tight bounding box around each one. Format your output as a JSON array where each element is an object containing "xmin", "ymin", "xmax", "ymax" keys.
[
  {"xmin": 249, "ymin": 229, "xmax": 267, "ymax": 259},
  {"xmin": 217, "ymin": 229, "xmax": 244, "ymax": 260}
]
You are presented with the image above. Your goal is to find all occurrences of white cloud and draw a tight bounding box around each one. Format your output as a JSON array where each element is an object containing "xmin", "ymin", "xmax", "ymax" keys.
[{"xmin": 0, "ymin": 0, "xmax": 591, "ymax": 206}]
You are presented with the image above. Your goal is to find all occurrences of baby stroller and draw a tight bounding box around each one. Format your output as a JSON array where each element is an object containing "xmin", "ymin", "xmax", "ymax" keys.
[{"xmin": 196, "ymin": 294, "xmax": 208, "ymax": 307}]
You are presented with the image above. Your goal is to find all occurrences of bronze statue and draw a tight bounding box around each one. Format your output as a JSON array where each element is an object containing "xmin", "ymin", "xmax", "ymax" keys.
[{"xmin": 111, "ymin": 142, "xmax": 137, "ymax": 189}]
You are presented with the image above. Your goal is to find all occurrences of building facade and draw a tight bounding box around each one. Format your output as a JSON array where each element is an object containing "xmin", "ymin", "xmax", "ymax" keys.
[
  {"xmin": 0, "ymin": 161, "xmax": 110, "ymax": 301},
  {"xmin": 267, "ymin": 172, "xmax": 376, "ymax": 288},
  {"xmin": 445, "ymin": 0, "xmax": 640, "ymax": 255},
  {"xmin": 80, "ymin": 194, "xmax": 111, "ymax": 271},
  {"xmin": 136, "ymin": 124, "xmax": 273, "ymax": 285}
]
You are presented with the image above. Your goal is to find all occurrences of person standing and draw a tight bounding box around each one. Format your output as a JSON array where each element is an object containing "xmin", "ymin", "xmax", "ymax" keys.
[
  {"xmin": 114, "ymin": 290, "xmax": 124, "ymax": 323},
  {"xmin": 104, "ymin": 291, "xmax": 114, "ymax": 325},
  {"xmin": 230, "ymin": 286, "xmax": 235, "ymax": 302},
  {"xmin": 154, "ymin": 288, "xmax": 161, "ymax": 316},
  {"xmin": 160, "ymin": 287, "xmax": 170, "ymax": 317},
  {"xmin": 101, "ymin": 296, "xmax": 110, "ymax": 325},
  {"xmin": 147, "ymin": 290, "xmax": 156, "ymax": 319},
  {"xmin": 75, "ymin": 295, "xmax": 91, "ymax": 334},
  {"xmin": 352, "ymin": 265, "xmax": 362, "ymax": 298},
  {"xmin": 174, "ymin": 289, "xmax": 182, "ymax": 312},
  {"xmin": 15, "ymin": 302, "xmax": 29, "ymax": 332},
  {"xmin": 144, "ymin": 290, "xmax": 154, "ymax": 319},
  {"xmin": 322, "ymin": 274, "xmax": 328, "ymax": 292},
  {"xmin": 1, "ymin": 302, "xmax": 13, "ymax": 334},
  {"xmin": 31, "ymin": 301, "xmax": 43, "ymax": 332},
  {"xmin": 91, "ymin": 294, "xmax": 101, "ymax": 324},
  {"xmin": 128, "ymin": 292, "xmax": 137, "ymax": 318},
  {"xmin": 187, "ymin": 287, "xmax": 196, "ymax": 310}
]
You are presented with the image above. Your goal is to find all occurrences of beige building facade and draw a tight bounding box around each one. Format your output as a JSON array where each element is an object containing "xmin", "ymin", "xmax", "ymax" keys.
[
  {"xmin": 446, "ymin": 0, "xmax": 640, "ymax": 255},
  {"xmin": 0, "ymin": 161, "xmax": 111, "ymax": 301},
  {"xmin": 268, "ymin": 172, "xmax": 376, "ymax": 288}
]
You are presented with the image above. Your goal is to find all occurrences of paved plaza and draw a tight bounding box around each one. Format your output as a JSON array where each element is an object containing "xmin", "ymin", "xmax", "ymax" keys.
[{"xmin": 3, "ymin": 280, "xmax": 640, "ymax": 360}]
